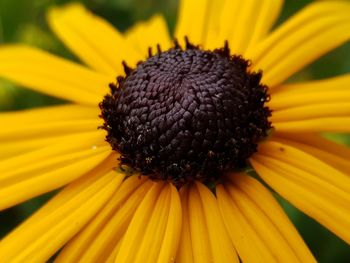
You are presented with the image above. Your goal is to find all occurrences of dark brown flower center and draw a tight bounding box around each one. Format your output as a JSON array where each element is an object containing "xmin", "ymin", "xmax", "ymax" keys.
[{"xmin": 100, "ymin": 40, "xmax": 271, "ymax": 187}]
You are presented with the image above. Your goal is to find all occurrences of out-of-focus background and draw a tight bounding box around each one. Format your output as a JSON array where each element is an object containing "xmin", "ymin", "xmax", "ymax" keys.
[{"xmin": 0, "ymin": 0, "xmax": 349, "ymax": 261}]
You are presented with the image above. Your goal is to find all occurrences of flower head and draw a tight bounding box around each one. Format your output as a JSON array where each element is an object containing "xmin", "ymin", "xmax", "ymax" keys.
[
  {"xmin": 0, "ymin": 1, "xmax": 350, "ymax": 262},
  {"xmin": 100, "ymin": 41, "xmax": 271, "ymax": 186}
]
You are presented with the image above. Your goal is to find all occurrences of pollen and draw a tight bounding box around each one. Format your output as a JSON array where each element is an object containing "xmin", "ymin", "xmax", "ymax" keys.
[{"xmin": 100, "ymin": 40, "xmax": 271, "ymax": 187}]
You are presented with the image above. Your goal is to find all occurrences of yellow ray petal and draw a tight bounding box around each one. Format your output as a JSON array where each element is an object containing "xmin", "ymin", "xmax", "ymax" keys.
[
  {"xmin": 274, "ymin": 133, "xmax": 350, "ymax": 174},
  {"xmin": 0, "ymin": 145, "xmax": 111, "ymax": 184},
  {"xmin": 0, "ymin": 163, "xmax": 124, "ymax": 262},
  {"xmin": 0, "ymin": 129, "xmax": 107, "ymax": 161},
  {"xmin": 245, "ymin": 0, "xmax": 284, "ymax": 51},
  {"xmin": 270, "ymin": 74, "xmax": 350, "ymax": 95},
  {"xmin": 0, "ymin": 118, "xmax": 101, "ymax": 140},
  {"xmin": 20, "ymin": 157, "xmax": 118, "ymax": 221},
  {"xmin": 251, "ymin": 141, "xmax": 350, "ymax": 244},
  {"xmin": 174, "ymin": 0, "xmax": 210, "ymax": 46},
  {"xmin": 177, "ymin": 183, "xmax": 239, "ymax": 263},
  {"xmin": 202, "ymin": 0, "xmax": 226, "ymax": 49},
  {"xmin": 105, "ymin": 240, "xmax": 122, "ymax": 263},
  {"xmin": 0, "ymin": 130, "xmax": 106, "ymax": 173},
  {"xmin": 82, "ymin": 180, "xmax": 154, "ymax": 262},
  {"xmin": 115, "ymin": 182, "xmax": 181, "ymax": 263},
  {"xmin": 0, "ymin": 45, "xmax": 110, "ymax": 105},
  {"xmin": 0, "ymin": 104, "xmax": 99, "ymax": 125},
  {"xmin": 176, "ymin": 185, "xmax": 194, "ymax": 263},
  {"xmin": 252, "ymin": 157, "xmax": 350, "ymax": 244},
  {"xmin": 273, "ymin": 117, "xmax": 350, "ymax": 133},
  {"xmin": 271, "ymin": 103, "xmax": 350, "ymax": 122},
  {"xmin": 0, "ymin": 147, "xmax": 113, "ymax": 211},
  {"xmin": 0, "ymin": 131, "xmax": 110, "ymax": 210},
  {"xmin": 217, "ymin": 174, "xmax": 316, "ymax": 262},
  {"xmin": 125, "ymin": 15, "xmax": 172, "ymax": 57},
  {"xmin": 215, "ymin": 0, "xmax": 241, "ymax": 50},
  {"xmin": 47, "ymin": 3, "xmax": 141, "ymax": 76},
  {"xmin": 219, "ymin": 0, "xmax": 284, "ymax": 55},
  {"xmin": 135, "ymin": 183, "xmax": 181, "ymax": 263},
  {"xmin": 157, "ymin": 184, "xmax": 182, "ymax": 263},
  {"xmin": 0, "ymin": 105, "xmax": 103, "ymax": 159},
  {"xmin": 0, "ymin": 113, "xmax": 100, "ymax": 140},
  {"xmin": 217, "ymin": 184, "xmax": 275, "ymax": 263},
  {"xmin": 0, "ymin": 131, "xmax": 102, "ymax": 160},
  {"xmin": 257, "ymin": 140, "xmax": 350, "ymax": 194},
  {"xmin": 247, "ymin": 1, "xmax": 350, "ymax": 87},
  {"xmin": 194, "ymin": 182, "xmax": 239, "ymax": 263},
  {"xmin": 114, "ymin": 181, "xmax": 163, "ymax": 262},
  {"xmin": 179, "ymin": 184, "xmax": 210, "ymax": 263},
  {"xmin": 56, "ymin": 176, "xmax": 151, "ymax": 262},
  {"xmin": 270, "ymin": 90, "xmax": 350, "ymax": 110}
]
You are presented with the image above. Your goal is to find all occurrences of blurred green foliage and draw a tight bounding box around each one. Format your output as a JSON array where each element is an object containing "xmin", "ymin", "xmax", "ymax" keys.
[{"xmin": 0, "ymin": 0, "xmax": 349, "ymax": 261}]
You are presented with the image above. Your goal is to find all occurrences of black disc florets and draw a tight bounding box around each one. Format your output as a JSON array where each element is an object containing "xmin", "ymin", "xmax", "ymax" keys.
[{"xmin": 100, "ymin": 40, "xmax": 271, "ymax": 187}]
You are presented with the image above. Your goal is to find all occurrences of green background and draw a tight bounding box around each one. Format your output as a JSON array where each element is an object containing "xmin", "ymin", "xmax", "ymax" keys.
[{"xmin": 0, "ymin": 0, "xmax": 349, "ymax": 261}]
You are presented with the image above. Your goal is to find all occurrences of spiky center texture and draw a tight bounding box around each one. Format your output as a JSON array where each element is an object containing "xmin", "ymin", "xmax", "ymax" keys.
[{"xmin": 100, "ymin": 42, "xmax": 271, "ymax": 187}]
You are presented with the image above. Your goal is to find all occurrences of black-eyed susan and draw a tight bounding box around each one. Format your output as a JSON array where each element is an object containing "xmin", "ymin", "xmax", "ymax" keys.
[{"xmin": 0, "ymin": 0, "xmax": 350, "ymax": 262}]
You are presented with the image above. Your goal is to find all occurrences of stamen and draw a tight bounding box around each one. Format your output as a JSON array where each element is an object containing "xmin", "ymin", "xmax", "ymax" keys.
[{"xmin": 122, "ymin": 61, "xmax": 132, "ymax": 75}]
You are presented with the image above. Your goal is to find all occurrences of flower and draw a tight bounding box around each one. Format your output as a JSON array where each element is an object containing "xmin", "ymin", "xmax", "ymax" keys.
[{"xmin": 0, "ymin": 0, "xmax": 350, "ymax": 262}]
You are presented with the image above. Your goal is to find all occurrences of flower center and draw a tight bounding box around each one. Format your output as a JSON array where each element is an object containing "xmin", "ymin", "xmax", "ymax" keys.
[{"xmin": 100, "ymin": 40, "xmax": 271, "ymax": 187}]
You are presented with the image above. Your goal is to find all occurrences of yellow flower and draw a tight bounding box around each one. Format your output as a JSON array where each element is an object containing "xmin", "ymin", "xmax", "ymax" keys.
[{"xmin": 0, "ymin": 1, "xmax": 350, "ymax": 262}]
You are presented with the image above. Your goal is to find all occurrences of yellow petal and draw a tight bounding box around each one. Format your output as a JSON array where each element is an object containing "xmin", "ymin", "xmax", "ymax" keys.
[
  {"xmin": 115, "ymin": 182, "xmax": 181, "ymax": 263},
  {"xmin": 125, "ymin": 15, "xmax": 172, "ymax": 56},
  {"xmin": 0, "ymin": 105, "xmax": 102, "ymax": 159},
  {"xmin": 213, "ymin": 0, "xmax": 241, "ymax": 50},
  {"xmin": 273, "ymin": 117, "xmax": 350, "ymax": 133},
  {"xmin": 217, "ymin": 174, "xmax": 316, "ymax": 263},
  {"xmin": 56, "ymin": 176, "xmax": 150, "ymax": 262},
  {"xmin": 194, "ymin": 182, "xmax": 239, "ymax": 263},
  {"xmin": 257, "ymin": 140, "xmax": 350, "ymax": 195},
  {"xmin": 177, "ymin": 183, "xmax": 239, "ymax": 263},
  {"xmin": 270, "ymin": 79, "xmax": 350, "ymax": 130},
  {"xmin": 244, "ymin": 0, "xmax": 284, "ymax": 51},
  {"xmin": 274, "ymin": 133, "xmax": 350, "ymax": 175},
  {"xmin": 0, "ymin": 45, "xmax": 110, "ymax": 105},
  {"xmin": 269, "ymin": 74, "xmax": 350, "ymax": 96},
  {"xmin": 218, "ymin": 0, "xmax": 284, "ymax": 55},
  {"xmin": 0, "ymin": 133, "xmax": 109, "ymax": 175},
  {"xmin": 0, "ymin": 104, "xmax": 99, "ymax": 125},
  {"xmin": 105, "ymin": 240, "xmax": 122, "ymax": 263},
  {"xmin": 270, "ymin": 89, "xmax": 350, "ymax": 110},
  {"xmin": 269, "ymin": 74, "xmax": 350, "ymax": 111},
  {"xmin": 201, "ymin": 0, "xmax": 226, "ymax": 49},
  {"xmin": 217, "ymin": 184, "xmax": 275, "ymax": 263},
  {"xmin": 0, "ymin": 146, "xmax": 114, "ymax": 211},
  {"xmin": 0, "ymin": 165, "xmax": 124, "ymax": 262},
  {"xmin": 47, "ymin": 3, "xmax": 141, "ymax": 76},
  {"xmin": 174, "ymin": 0, "xmax": 210, "ymax": 46},
  {"xmin": 0, "ymin": 144, "xmax": 111, "ymax": 186},
  {"xmin": 0, "ymin": 118, "xmax": 101, "ymax": 142},
  {"xmin": 251, "ymin": 140, "xmax": 350, "ymax": 244},
  {"xmin": 0, "ymin": 130, "xmax": 110, "ymax": 209},
  {"xmin": 157, "ymin": 184, "xmax": 182, "ymax": 263},
  {"xmin": 271, "ymin": 103, "xmax": 350, "ymax": 122},
  {"xmin": 0, "ymin": 132, "xmax": 103, "ymax": 160},
  {"xmin": 176, "ymin": 185, "xmax": 194, "ymax": 263},
  {"xmin": 178, "ymin": 184, "xmax": 210, "ymax": 263},
  {"xmin": 247, "ymin": 1, "xmax": 350, "ymax": 87}
]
